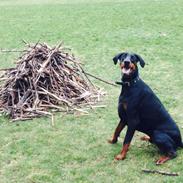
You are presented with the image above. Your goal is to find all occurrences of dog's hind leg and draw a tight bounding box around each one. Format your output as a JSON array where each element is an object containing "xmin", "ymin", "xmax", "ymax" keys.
[
  {"xmin": 152, "ymin": 130, "xmax": 177, "ymax": 165},
  {"xmin": 167, "ymin": 130, "xmax": 183, "ymax": 148},
  {"xmin": 108, "ymin": 120, "xmax": 126, "ymax": 144}
]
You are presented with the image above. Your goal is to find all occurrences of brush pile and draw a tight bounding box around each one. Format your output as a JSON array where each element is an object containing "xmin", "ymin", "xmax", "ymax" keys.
[{"xmin": 0, "ymin": 42, "xmax": 104, "ymax": 121}]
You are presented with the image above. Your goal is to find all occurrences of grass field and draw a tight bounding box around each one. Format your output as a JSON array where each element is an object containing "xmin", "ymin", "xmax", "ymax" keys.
[{"xmin": 0, "ymin": 0, "xmax": 183, "ymax": 182}]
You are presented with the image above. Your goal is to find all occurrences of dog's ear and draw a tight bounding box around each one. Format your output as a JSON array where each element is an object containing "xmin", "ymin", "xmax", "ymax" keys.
[
  {"xmin": 113, "ymin": 53, "xmax": 126, "ymax": 65},
  {"xmin": 134, "ymin": 54, "xmax": 145, "ymax": 68}
]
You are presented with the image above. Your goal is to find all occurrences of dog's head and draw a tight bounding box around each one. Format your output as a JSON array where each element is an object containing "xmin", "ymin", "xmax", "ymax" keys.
[{"xmin": 113, "ymin": 52, "xmax": 145, "ymax": 76}]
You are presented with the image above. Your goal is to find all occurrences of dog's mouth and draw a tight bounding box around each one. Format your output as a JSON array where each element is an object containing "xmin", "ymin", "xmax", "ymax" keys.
[
  {"xmin": 122, "ymin": 67, "xmax": 132, "ymax": 75},
  {"xmin": 120, "ymin": 63, "xmax": 136, "ymax": 75}
]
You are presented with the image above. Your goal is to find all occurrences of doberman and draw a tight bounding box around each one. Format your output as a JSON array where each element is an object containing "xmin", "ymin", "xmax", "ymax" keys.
[{"xmin": 108, "ymin": 52, "xmax": 183, "ymax": 165}]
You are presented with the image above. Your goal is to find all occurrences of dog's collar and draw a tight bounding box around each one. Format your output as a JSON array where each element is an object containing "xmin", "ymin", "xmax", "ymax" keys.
[{"xmin": 116, "ymin": 77, "xmax": 140, "ymax": 87}]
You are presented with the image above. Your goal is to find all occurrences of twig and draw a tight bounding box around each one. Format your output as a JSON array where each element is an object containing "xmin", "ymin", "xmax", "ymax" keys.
[
  {"xmin": 51, "ymin": 114, "xmax": 55, "ymax": 127},
  {"xmin": 142, "ymin": 169, "xmax": 179, "ymax": 176},
  {"xmin": 11, "ymin": 117, "xmax": 33, "ymax": 122},
  {"xmin": 0, "ymin": 49, "xmax": 25, "ymax": 53}
]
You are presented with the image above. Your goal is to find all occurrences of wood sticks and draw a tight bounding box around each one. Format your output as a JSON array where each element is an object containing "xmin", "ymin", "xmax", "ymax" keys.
[{"xmin": 0, "ymin": 42, "xmax": 104, "ymax": 121}]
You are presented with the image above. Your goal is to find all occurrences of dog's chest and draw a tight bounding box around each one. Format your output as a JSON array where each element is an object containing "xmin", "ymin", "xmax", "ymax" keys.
[
  {"xmin": 119, "ymin": 95, "xmax": 128, "ymax": 111},
  {"xmin": 122, "ymin": 102, "xmax": 128, "ymax": 110},
  {"xmin": 119, "ymin": 87, "xmax": 140, "ymax": 111}
]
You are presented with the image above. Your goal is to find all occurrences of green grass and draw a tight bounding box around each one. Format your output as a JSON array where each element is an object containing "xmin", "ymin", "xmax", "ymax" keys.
[{"xmin": 0, "ymin": 0, "xmax": 183, "ymax": 182}]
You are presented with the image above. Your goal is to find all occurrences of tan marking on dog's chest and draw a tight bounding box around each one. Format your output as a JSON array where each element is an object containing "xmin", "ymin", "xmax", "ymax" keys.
[{"xmin": 122, "ymin": 102, "xmax": 128, "ymax": 110}]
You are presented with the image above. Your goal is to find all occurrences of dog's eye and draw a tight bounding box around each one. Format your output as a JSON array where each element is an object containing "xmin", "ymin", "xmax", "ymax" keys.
[{"xmin": 131, "ymin": 56, "xmax": 136, "ymax": 62}]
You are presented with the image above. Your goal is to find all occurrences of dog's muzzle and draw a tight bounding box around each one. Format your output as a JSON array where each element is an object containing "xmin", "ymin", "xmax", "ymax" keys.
[{"xmin": 120, "ymin": 60, "xmax": 135, "ymax": 75}]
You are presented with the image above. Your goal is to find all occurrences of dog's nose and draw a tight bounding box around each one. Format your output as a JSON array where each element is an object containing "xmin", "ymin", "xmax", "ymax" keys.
[{"xmin": 124, "ymin": 60, "xmax": 131, "ymax": 67}]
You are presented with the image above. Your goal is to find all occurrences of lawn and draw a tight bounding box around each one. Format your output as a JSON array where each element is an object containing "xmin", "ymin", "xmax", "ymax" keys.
[{"xmin": 0, "ymin": 0, "xmax": 183, "ymax": 182}]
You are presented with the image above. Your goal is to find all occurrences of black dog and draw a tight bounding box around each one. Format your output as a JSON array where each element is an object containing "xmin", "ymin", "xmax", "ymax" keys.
[{"xmin": 108, "ymin": 52, "xmax": 183, "ymax": 165}]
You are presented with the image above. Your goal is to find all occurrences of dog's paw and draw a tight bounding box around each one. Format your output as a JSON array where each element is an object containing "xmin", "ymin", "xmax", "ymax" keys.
[
  {"xmin": 140, "ymin": 135, "xmax": 150, "ymax": 141},
  {"xmin": 156, "ymin": 156, "xmax": 171, "ymax": 165},
  {"xmin": 115, "ymin": 154, "xmax": 126, "ymax": 160},
  {"xmin": 107, "ymin": 139, "xmax": 117, "ymax": 144}
]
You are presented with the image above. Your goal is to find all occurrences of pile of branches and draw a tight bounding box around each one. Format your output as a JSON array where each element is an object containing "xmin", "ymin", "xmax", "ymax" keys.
[{"xmin": 0, "ymin": 42, "xmax": 104, "ymax": 122}]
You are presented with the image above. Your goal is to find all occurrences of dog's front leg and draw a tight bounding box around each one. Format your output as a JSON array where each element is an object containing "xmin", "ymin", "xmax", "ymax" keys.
[
  {"xmin": 115, "ymin": 125, "xmax": 136, "ymax": 160},
  {"xmin": 108, "ymin": 120, "xmax": 126, "ymax": 144}
]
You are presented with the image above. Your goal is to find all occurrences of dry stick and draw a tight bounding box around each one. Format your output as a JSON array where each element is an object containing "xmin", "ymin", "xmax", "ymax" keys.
[
  {"xmin": 37, "ymin": 51, "xmax": 53, "ymax": 74},
  {"xmin": 40, "ymin": 104, "xmax": 66, "ymax": 110},
  {"xmin": 21, "ymin": 39, "xmax": 29, "ymax": 46},
  {"xmin": 0, "ymin": 78, "xmax": 7, "ymax": 81},
  {"xmin": 0, "ymin": 49, "xmax": 25, "ymax": 53},
  {"xmin": 84, "ymin": 72, "xmax": 118, "ymax": 87},
  {"xmin": 77, "ymin": 64, "xmax": 95, "ymax": 88},
  {"xmin": 0, "ymin": 68, "xmax": 15, "ymax": 71},
  {"xmin": 142, "ymin": 169, "xmax": 179, "ymax": 176},
  {"xmin": 38, "ymin": 87, "xmax": 72, "ymax": 106},
  {"xmin": 56, "ymin": 41, "xmax": 64, "ymax": 49},
  {"xmin": 51, "ymin": 114, "xmax": 55, "ymax": 127},
  {"xmin": 11, "ymin": 117, "xmax": 33, "ymax": 122}
]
